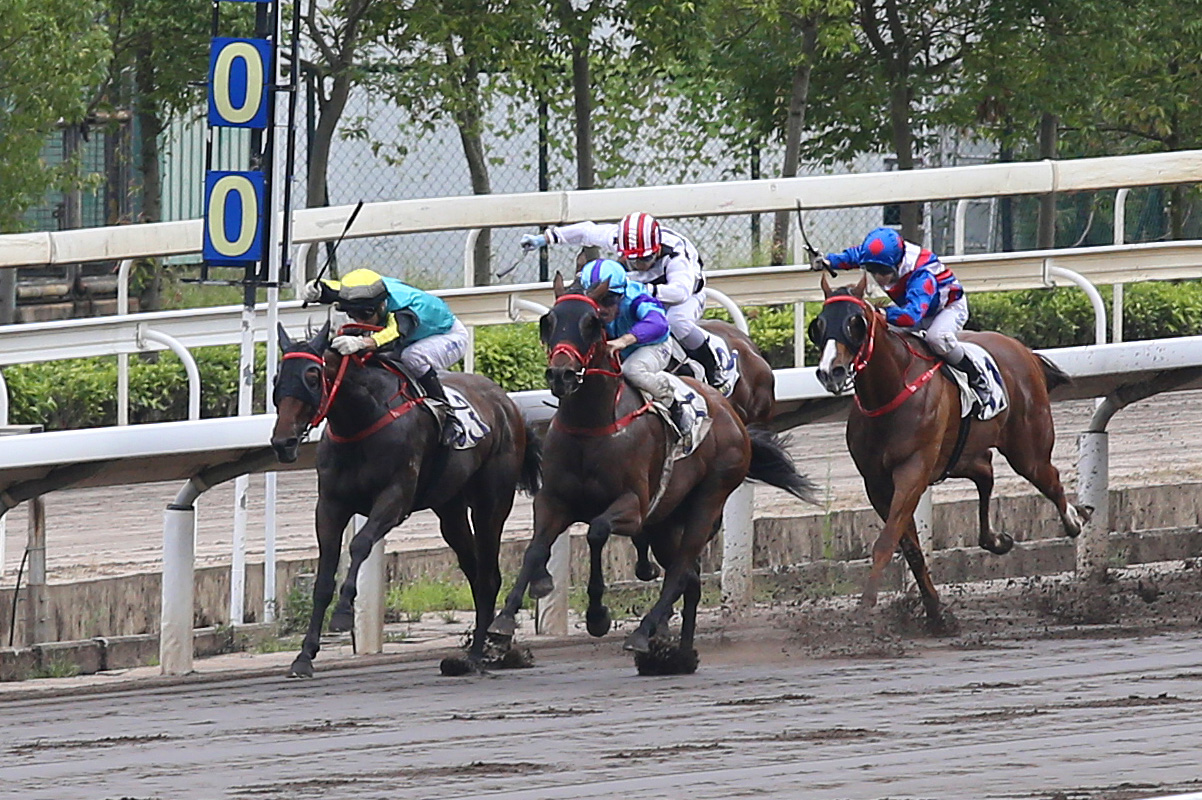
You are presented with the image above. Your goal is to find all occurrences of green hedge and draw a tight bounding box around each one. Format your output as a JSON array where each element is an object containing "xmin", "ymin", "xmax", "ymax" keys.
[{"xmin": 6, "ymin": 281, "xmax": 1202, "ymax": 430}]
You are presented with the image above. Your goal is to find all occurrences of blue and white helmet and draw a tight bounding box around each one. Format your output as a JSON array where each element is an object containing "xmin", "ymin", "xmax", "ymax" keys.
[
  {"xmin": 860, "ymin": 227, "xmax": 904, "ymax": 272},
  {"xmin": 580, "ymin": 259, "xmax": 628, "ymax": 294}
]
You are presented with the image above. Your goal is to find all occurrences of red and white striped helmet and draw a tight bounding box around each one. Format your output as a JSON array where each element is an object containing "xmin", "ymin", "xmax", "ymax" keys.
[{"xmin": 617, "ymin": 212, "xmax": 661, "ymax": 260}]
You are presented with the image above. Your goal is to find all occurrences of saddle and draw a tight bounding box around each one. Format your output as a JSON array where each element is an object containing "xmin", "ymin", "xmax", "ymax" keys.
[
  {"xmin": 667, "ymin": 332, "xmax": 741, "ymax": 397},
  {"xmin": 639, "ymin": 374, "xmax": 713, "ymax": 459},
  {"xmin": 941, "ymin": 343, "xmax": 1008, "ymax": 421},
  {"xmin": 363, "ymin": 350, "xmax": 491, "ymax": 450}
]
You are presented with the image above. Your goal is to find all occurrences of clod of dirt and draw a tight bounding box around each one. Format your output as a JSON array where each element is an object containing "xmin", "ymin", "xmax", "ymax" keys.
[{"xmin": 634, "ymin": 639, "xmax": 699, "ymax": 675}]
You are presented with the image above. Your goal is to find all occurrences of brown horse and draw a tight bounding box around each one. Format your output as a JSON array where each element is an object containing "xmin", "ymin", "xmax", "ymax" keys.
[
  {"xmin": 691, "ymin": 319, "xmax": 776, "ymax": 426},
  {"xmin": 488, "ymin": 274, "xmax": 818, "ymax": 673},
  {"xmin": 809, "ymin": 275, "xmax": 1090, "ymax": 629},
  {"xmin": 270, "ymin": 322, "xmax": 540, "ymax": 676}
]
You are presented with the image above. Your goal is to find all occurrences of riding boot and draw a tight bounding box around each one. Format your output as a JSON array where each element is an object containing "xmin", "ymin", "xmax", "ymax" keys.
[
  {"xmin": 667, "ymin": 399, "xmax": 690, "ymax": 435},
  {"xmin": 417, "ymin": 367, "xmax": 460, "ymax": 446},
  {"xmin": 953, "ymin": 354, "xmax": 991, "ymax": 407},
  {"xmin": 683, "ymin": 342, "xmax": 721, "ymax": 387}
]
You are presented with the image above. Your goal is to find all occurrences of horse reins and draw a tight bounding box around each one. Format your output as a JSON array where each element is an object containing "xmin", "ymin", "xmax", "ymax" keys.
[
  {"xmin": 822, "ymin": 294, "xmax": 941, "ymax": 418},
  {"xmin": 547, "ymin": 292, "xmax": 653, "ymax": 436},
  {"xmin": 282, "ymin": 324, "xmax": 426, "ymax": 443}
]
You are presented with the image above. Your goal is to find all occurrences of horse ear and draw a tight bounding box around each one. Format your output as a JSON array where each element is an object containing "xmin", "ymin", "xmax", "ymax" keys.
[
  {"xmin": 854, "ymin": 274, "xmax": 868, "ymax": 298},
  {"xmin": 539, "ymin": 311, "xmax": 553, "ymax": 347},
  {"xmin": 278, "ymin": 323, "xmax": 293, "ymax": 351},
  {"xmin": 821, "ymin": 273, "xmax": 832, "ymax": 297},
  {"xmin": 553, "ymin": 272, "xmax": 566, "ymax": 297},
  {"xmin": 587, "ymin": 278, "xmax": 610, "ymax": 302},
  {"xmin": 311, "ymin": 320, "xmax": 331, "ymax": 351}
]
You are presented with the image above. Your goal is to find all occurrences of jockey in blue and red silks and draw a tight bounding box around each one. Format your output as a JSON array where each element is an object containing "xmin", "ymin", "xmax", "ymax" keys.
[{"xmin": 811, "ymin": 226, "xmax": 990, "ymax": 405}]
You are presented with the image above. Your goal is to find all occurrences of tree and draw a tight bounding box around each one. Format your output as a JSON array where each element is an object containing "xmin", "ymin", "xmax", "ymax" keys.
[{"xmin": 0, "ymin": 0, "xmax": 108, "ymax": 232}]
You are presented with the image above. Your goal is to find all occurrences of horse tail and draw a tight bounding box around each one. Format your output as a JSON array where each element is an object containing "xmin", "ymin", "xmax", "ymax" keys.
[
  {"xmin": 1037, "ymin": 353, "xmax": 1072, "ymax": 390},
  {"xmin": 745, "ymin": 426, "xmax": 821, "ymax": 505},
  {"xmin": 518, "ymin": 424, "xmax": 543, "ymax": 496}
]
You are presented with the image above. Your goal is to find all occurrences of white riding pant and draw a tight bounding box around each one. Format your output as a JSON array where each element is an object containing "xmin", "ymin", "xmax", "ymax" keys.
[
  {"xmin": 915, "ymin": 296, "xmax": 969, "ymax": 360},
  {"xmin": 621, "ymin": 340, "xmax": 674, "ymax": 405},
  {"xmin": 666, "ymin": 290, "xmax": 707, "ymax": 351},
  {"xmin": 399, "ymin": 319, "xmax": 469, "ymax": 374}
]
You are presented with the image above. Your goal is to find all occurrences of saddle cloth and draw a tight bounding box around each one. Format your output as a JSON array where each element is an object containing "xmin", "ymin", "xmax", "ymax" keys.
[
  {"xmin": 441, "ymin": 387, "xmax": 492, "ymax": 449},
  {"xmin": 945, "ymin": 342, "xmax": 1008, "ymax": 421},
  {"xmin": 640, "ymin": 373, "xmax": 713, "ymax": 460},
  {"xmin": 668, "ymin": 332, "xmax": 741, "ymax": 398}
]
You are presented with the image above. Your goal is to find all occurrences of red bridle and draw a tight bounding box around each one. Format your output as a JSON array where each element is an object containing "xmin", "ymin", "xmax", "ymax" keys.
[
  {"xmin": 821, "ymin": 294, "xmax": 941, "ymax": 418},
  {"xmin": 546, "ymin": 292, "xmax": 652, "ymax": 436},
  {"xmin": 280, "ymin": 324, "xmax": 424, "ymax": 442},
  {"xmin": 547, "ymin": 293, "xmax": 622, "ymax": 378}
]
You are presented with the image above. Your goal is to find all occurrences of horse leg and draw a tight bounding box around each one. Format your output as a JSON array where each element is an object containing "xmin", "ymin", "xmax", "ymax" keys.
[
  {"xmin": 289, "ymin": 497, "xmax": 353, "ymax": 678},
  {"xmin": 488, "ymin": 494, "xmax": 574, "ymax": 638},
  {"xmin": 329, "ymin": 483, "xmax": 416, "ymax": 632},
  {"xmin": 958, "ymin": 450, "xmax": 1012, "ymax": 555},
  {"xmin": 896, "ymin": 524, "xmax": 948, "ymax": 630},
  {"xmin": 585, "ymin": 493, "xmax": 644, "ymax": 638},
  {"xmin": 633, "ymin": 534, "xmax": 660, "ymax": 581},
  {"xmin": 862, "ymin": 459, "xmax": 931, "ymax": 609},
  {"xmin": 1001, "ymin": 434, "xmax": 1091, "ymax": 538},
  {"xmin": 678, "ymin": 562, "xmax": 702, "ymax": 651},
  {"xmin": 435, "ymin": 499, "xmax": 489, "ymax": 667}
]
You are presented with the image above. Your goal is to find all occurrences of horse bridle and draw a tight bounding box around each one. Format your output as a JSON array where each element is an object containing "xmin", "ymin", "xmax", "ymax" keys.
[
  {"xmin": 547, "ymin": 293, "xmax": 622, "ymax": 380},
  {"xmin": 822, "ymin": 294, "xmax": 942, "ymax": 417}
]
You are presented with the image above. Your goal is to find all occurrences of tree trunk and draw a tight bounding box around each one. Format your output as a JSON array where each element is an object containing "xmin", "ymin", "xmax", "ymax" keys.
[
  {"xmin": 135, "ymin": 49, "xmax": 165, "ymax": 310},
  {"xmin": 887, "ymin": 78, "xmax": 920, "ymax": 241},
  {"xmin": 772, "ymin": 21, "xmax": 818, "ymax": 265},
  {"xmin": 571, "ymin": 41, "xmax": 595, "ymax": 192},
  {"xmin": 1037, "ymin": 112, "xmax": 1058, "ymax": 248},
  {"xmin": 451, "ymin": 58, "xmax": 493, "ymax": 286},
  {"xmin": 305, "ymin": 71, "xmax": 352, "ymax": 280}
]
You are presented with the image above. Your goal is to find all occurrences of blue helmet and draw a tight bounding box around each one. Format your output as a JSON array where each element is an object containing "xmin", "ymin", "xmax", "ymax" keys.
[
  {"xmin": 860, "ymin": 227, "xmax": 904, "ymax": 272},
  {"xmin": 580, "ymin": 259, "xmax": 628, "ymax": 295}
]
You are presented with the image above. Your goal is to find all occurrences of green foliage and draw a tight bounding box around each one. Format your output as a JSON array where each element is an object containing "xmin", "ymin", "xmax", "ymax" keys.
[
  {"xmin": 0, "ymin": 0, "xmax": 109, "ymax": 230},
  {"xmin": 385, "ymin": 576, "xmax": 475, "ymax": 623},
  {"xmin": 472, "ymin": 323, "xmax": 546, "ymax": 391},
  {"xmin": 2, "ymin": 345, "xmax": 266, "ymax": 430}
]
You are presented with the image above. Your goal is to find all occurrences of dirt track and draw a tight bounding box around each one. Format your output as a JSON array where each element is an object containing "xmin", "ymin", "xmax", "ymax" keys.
[
  {"xmin": 3, "ymin": 389, "xmax": 1201, "ymax": 585},
  {"xmin": 3, "ymin": 594, "xmax": 1202, "ymax": 800}
]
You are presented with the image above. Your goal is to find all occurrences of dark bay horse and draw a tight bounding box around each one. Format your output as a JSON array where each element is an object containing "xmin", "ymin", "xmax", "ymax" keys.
[
  {"xmin": 270, "ymin": 322, "xmax": 540, "ymax": 677},
  {"xmin": 488, "ymin": 274, "xmax": 819, "ymax": 673},
  {"xmin": 809, "ymin": 275, "xmax": 1090, "ymax": 629},
  {"xmin": 693, "ymin": 318, "xmax": 776, "ymax": 426}
]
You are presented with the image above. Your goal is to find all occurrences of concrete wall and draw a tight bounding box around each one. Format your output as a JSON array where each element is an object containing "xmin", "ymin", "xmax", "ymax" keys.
[{"xmin": 2, "ymin": 481, "xmax": 1200, "ymax": 646}]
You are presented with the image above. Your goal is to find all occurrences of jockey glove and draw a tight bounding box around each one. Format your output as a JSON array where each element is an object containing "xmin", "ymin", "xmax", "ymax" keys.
[
  {"xmin": 810, "ymin": 255, "xmax": 833, "ymax": 273},
  {"xmin": 302, "ymin": 280, "xmax": 323, "ymax": 303},
  {"xmin": 520, "ymin": 233, "xmax": 548, "ymax": 251},
  {"xmin": 331, "ymin": 334, "xmax": 374, "ymax": 355}
]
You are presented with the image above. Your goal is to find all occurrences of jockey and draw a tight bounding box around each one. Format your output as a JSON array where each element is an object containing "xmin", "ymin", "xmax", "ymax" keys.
[
  {"xmin": 811, "ymin": 226, "xmax": 990, "ymax": 406},
  {"xmin": 577, "ymin": 258, "xmax": 692, "ymax": 436},
  {"xmin": 303, "ymin": 268, "xmax": 469, "ymax": 445},
  {"xmin": 523, "ymin": 213, "xmax": 736, "ymax": 394}
]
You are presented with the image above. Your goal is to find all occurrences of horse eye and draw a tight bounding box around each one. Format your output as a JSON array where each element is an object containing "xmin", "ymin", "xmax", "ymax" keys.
[
  {"xmin": 304, "ymin": 369, "xmax": 321, "ymax": 388},
  {"xmin": 807, "ymin": 317, "xmax": 825, "ymax": 344},
  {"xmin": 844, "ymin": 314, "xmax": 866, "ymax": 342}
]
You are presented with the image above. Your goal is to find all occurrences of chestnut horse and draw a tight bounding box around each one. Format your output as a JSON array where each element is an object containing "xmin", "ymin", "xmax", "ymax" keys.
[
  {"xmin": 270, "ymin": 322, "xmax": 540, "ymax": 677},
  {"xmin": 488, "ymin": 274, "xmax": 818, "ymax": 673},
  {"xmin": 809, "ymin": 276, "xmax": 1089, "ymax": 629},
  {"xmin": 687, "ymin": 319, "xmax": 776, "ymax": 426}
]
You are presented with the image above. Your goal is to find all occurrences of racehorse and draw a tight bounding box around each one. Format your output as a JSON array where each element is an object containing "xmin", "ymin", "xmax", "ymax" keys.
[
  {"xmin": 488, "ymin": 274, "xmax": 819, "ymax": 673},
  {"xmin": 270, "ymin": 322, "xmax": 541, "ymax": 677},
  {"xmin": 689, "ymin": 319, "xmax": 776, "ymax": 426},
  {"xmin": 809, "ymin": 275, "xmax": 1090, "ymax": 630}
]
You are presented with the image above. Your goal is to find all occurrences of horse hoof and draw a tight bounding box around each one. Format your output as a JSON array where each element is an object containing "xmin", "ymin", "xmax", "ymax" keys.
[
  {"xmin": 983, "ymin": 532, "xmax": 1014, "ymax": 555},
  {"xmin": 926, "ymin": 608, "xmax": 960, "ymax": 637},
  {"xmin": 440, "ymin": 656, "xmax": 481, "ymax": 677},
  {"xmin": 529, "ymin": 575, "xmax": 555, "ymax": 600},
  {"xmin": 487, "ymin": 615, "xmax": 517, "ymax": 638},
  {"xmin": 329, "ymin": 608, "xmax": 353, "ymax": 632},
  {"xmin": 623, "ymin": 630, "xmax": 651, "ymax": 653},
  {"xmin": 288, "ymin": 657, "xmax": 314, "ymax": 678},
  {"xmin": 634, "ymin": 642, "xmax": 700, "ymax": 676},
  {"xmin": 858, "ymin": 592, "xmax": 879, "ymax": 609},
  {"xmin": 586, "ymin": 606, "xmax": 612, "ymax": 638},
  {"xmin": 635, "ymin": 561, "xmax": 661, "ymax": 582}
]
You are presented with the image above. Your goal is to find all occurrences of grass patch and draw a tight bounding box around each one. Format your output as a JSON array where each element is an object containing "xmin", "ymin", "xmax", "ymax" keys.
[
  {"xmin": 32, "ymin": 658, "xmax": 80, "ymax": 679},
  {"xmin": 386, "ymin": 576, "xmax": 475, "ymax": 623}
]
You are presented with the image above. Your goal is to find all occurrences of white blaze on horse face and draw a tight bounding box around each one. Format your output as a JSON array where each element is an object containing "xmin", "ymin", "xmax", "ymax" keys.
[{"xmin": 817, "ymin": 338, "xmax": 840, "ymax": 376}]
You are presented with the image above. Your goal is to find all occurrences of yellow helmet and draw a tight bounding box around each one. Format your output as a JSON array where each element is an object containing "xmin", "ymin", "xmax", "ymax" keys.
[{"xmin": 336, "ymin": 269, "xmax": 387, "ymax": 313}]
